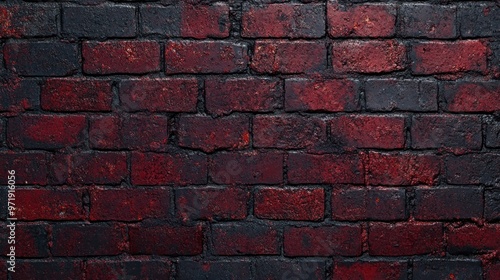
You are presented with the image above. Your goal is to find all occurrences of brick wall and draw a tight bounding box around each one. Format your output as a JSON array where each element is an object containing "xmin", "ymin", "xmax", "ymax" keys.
[{"xmin": 0, "ymin": 0, "xmax": 499, "ymax": 279}]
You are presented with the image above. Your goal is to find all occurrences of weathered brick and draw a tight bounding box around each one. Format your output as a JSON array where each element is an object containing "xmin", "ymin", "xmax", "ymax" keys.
[
  {"xmin": 181, "ymin": 4, "xmax": 230, "ymax": 39},
  {"xmin": 140, "ymin": 5, "xmax": 180, "ymax": 36},
  {"xmin": 486, "ymin": 116, "xmax": 500, "ymax": 148},
  {"xmin": 15, "ymin": 189, "xmax": 84, "ymax": 220},
  {"xmin": 0, "ymin": 79, "xmax": 39, "ymax": 112},
  {"xmin": 252, "ymin": 40, "xmax": 326, "ymax": 73},
  {"xmin": 414, "ymin": 187, "xmax": 483, "ymax": 220},
  {"xmin": 448, "ymin": 224, "xmax": 500, "ymax": 254},
  {"xmin": 332, "ymin": 40, "xmax": 406, "ymax": 73},
  {"xmin": 0, "ymin": 152, "xmax": 48, "ymax": 185},
  {"xmin": 86, "ymin": 260, "xmax": 171, "ymax": 280},
  {"xmin": 446, "ymin": 153, "xmax": 500, "ymax": 185},
  {"xmin": 333, "ymin": 261, "xmax": 407, "ymax": 280},
  {"xmin": 485, "ymin": 189, "xmax": 500, "ymax": 222},
  {"xmin": 0, "ymin": 4, "xmax": 58, "ymax": 38},
  {"xmin": 211, "ymin": 223, "xmax": 279, "ymax": 255},
  {"xmin": 129, "ymin": 224, "xmax": 203, "ymax": 255},
  {"xmin": 460, "ymin": 4, "xmax": 500, "ymax": 37},
  {"xmin": 443, "ymin": 81, "xmax": 500, "ymax": 113},
  {"xmin": 398, "ymin": 4, "xmax": 456, "ymax": 38},
  {"xmin": 12, "ymin": 261, "xmax": 83, "ymax": 280},
  {"xmin": 0, "ymin": 223, "xmax": 49, "ymax": 257},
  {"xmin": 177, "ymin": 261, "xmax": 251, "ymax": 280},
  {"xmin": 255, "ymin": 260, "xmax": 325, "ymax": 280},
  {"xmin": 413, "ymin": 260, "xmax": 482, "ymax": 280},
  {"xmin": 485, "ymin": 263, "xmax": 500, "ymax": 280}
]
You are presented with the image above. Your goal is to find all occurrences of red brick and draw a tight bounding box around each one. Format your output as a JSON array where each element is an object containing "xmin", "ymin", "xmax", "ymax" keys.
[
  {"xmin": 211, "ymin": 223, "xmax": 279, "ymax": 255},
  {"xmin": 12, "ymin": 261, "xmax": 83, "ymax": 280},
  {"xmin": 120, "ymin": 78, "xmax": 198, "ymax": 112},
  {"xmin": 333, "ymin": 261, "xmax": 407, "ymax": 280},
  {"xmin": 178, "ymin": 115, "xmax": 250, "ymax": 152},
  {"xmin": 181, "ymin": 4, "xmax": 230, "ymax": 39},
  {"xmin": 131, "ymin": 152, "xmax": 207, "ymax": 186},
  {"xmin": 86, "ymin": 260, "xmax": 171, "ymax": 280},
  {"xmin": 90, "ymin": 114, "xmax": 169, "ymax": 151},
  {"xmin": 411, "ymin": 40, "xmax": 488, "ymax": 74},
  {"xmin": 41, "ymin": 78, "xmax": 112, "ymax": 112},
  {"xmin": 83, "ymin": 41, "xmax": 160, "ymax": 74},
  {"xmin": 51, "ymin": 223, "xmax": 126, "ymax": 256},
  {"xmin": 415, "ymin": 187, "xmax": 483, "ymax": 220},
  {"xmin": 443, "ymin": 81, "xmax": 500, "ymax": 113},
  {"xmin": 0, "ymin": 152, "xmax": 48, "ymax": 185},
  {"xmin": 252, "ymin": 40, "xmax": 326, "ymax": 73},
  {"xmin": 330, "ymin": 115, "xmax": 405, "ymax": 149},
  {"xmin": 448, "ymin": 224, "xmax": 500, "ymax": 254},
  {"xmin": 16, "ymin": 189, "xmax": 84, "ymax": 220},
  {"xmin": 327, "ymin": 3, "xmax": 396, "ymax": 38},
  {"xmin": 366, "ymin": 152, "xmax": 440, "ymax": 186},
  {"xmin": 129, "ymin": 224, "xmax": 202, "ymax": 255},
  {"xmin": 399, "ymin": 4, "xmax": 456, "ymax": 39},
  {"xmin": 0, "ymin": 79, "xmax": 39, "ymax": 112},
  {"xmin": 254, "ymin": 187, "xmax": 324, "ymax": 221},
  {"xmin": 332, "ymin": 187, "xmax": 406, "ymax": 221},
  {"xmin": 205, "ymin": 77, "xmax": 281, "ymax": 116},
  {"xmin": 369, "ymin": 222, "xmax": 443, "ymax": 256},
  {"xmin": 176, "ymin": 187, "xmax": 249, "ymax": 221},
  {"xmin": 485, "ymin": 263, "xmax": 500, "ymax": 280},
  {"xmin": 287, "ymin": 153, "xmax": 364, "ymax": 184},
  {"xmin": 411, "ymin": 115, "xmax": 482, "ymax": 151},
  {"xmin": 210, "ymin": 151, "xmax": 283, "ymax": 185},
  {"xmin": 445, "ymin": 153, "xmax": 500, "ymax": 185},
  {"xmin": 0, "ymin": 4, "xmax": 58, "ymax": 38},
  {"xmin": 7, "ymin": 115, "xmax": 86, "ymax": 149},
  {"xmin": 90, "ymin": 187, "xmax": 170, "ymax": 221},
  {"xmin": 165, "ymin": 41, "xmax": 248, "ymax": 73},
  {"xmin": 254, "ymin": 115, "xmax": 327, "ymax": 149},
  {"xmin": 242, "ymin": 3, "xmax": 325, "ymax": 38},
  {"xmin": 332, "ymin": 40, "xmax": 406, "ymax": 73},
  {"xmin": 0, "ymin": 223, "xmax": 49, "ymax": 257},
  {"xmin": 284, "ymin": 225, "xmax": 362, "ymax": 256}
]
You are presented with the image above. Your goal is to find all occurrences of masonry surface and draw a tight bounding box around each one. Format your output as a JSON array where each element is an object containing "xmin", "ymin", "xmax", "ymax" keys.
[{"xmin": 0, "ymin": 0, "xmax": 499, "ymax": 279}]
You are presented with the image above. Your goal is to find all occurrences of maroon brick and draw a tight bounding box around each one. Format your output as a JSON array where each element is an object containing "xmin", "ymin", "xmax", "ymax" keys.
[
  {"xmin": 176, "ymin": 187, "xmax": 249, "ymax": 221},
  {"xmin": 332, "ymin": 40, "xmax": 406, "ymax": 73},
  {"xmin": 254, "ymin": 115, "xmax": 327, "ymax": 149},
  {"xmin": 178, "ymin": 115, "xmax": 250, "ymax": 152},
  {"xmin": 287, "ymin": 153, "xmax": 364, "ymax": 184},
  {"xmin": 131, "ymin": 152, "xmax": 207, "ymax": 185},
  {"xmin": 330, "ymin": 115, "xmax": 405, "ymax": 150},
  {"xmin": 413, "ymin": 260, "xmax": 482, "ymax": 280},
  {"xmin": 16, "ymin": 189, "xmax": 84, "ymax": 220},
  {"xmin": 12, "ymin": 261, "xmax": 83, "ymax": 280},
  {"xmin": 369, "ymin": 222, "xmax": 443, "ymax": 256},
  {"xmin": 486, "ymin": 116, "xmax": 500, "ymax": 148},
  {"xmin": 443, "ymin": 81, "xmax": 500, "ymax": 113},
  {"xmin": 366, "ymin": 152, "xmax": 440, "ymax": 186},
  {"xmin": 252, "ymin": 40, "xmax": 326, "ymax": 74},
  {"xmin": 7, "ymin": 115, "xmax": 86, "ymax": 149},
  {"xmin": 332, "ymin": 187, "xmax": 406, "ymax": 221},
  {"xmin": 86, "ymin": 260, "xmax": 171, "ymax": 280},
  {"xmin": 414, "ymin": 187, "xmax": 483, "ymax": 220},
  {"xmin": 398, "ymin": 4, "xmax": 456, "ymax": 38},
  {"xmin": 255, "ymin": 260, "xmax": 325, "ymax": 280},
  {"xmin": 284, "ymin": 225, "xmax": 362, "ymax": 256},
  {"xmin": 448, "ymin": 224, "xmax": 500, "ymax": 254},
  {"xmin": 0, "ymin": 152, "xmax": 48, "ymax": 185},
  {"xmin": 242, "ymin": 3, "xmax": 325, "ymax": 38},
  {"xmin": 210, "ymin": 151, "xmax": 283, "ymax": 185},
  {"xmin": 205, "ymin": 77, "xmax": 281, "ymax": 116},
  {"xmin": 486, "ymin": 189, "xmax": 500, "ymax": 222},
  {"xmin": 0, "ymin": 4, "xmax": 58, "ymax": 38},
  {"xmin": 177, "ymin": 261, "xmax": 251, "ymax": 280},
  {"xmin": 411, "ymin": 40, "xmax": 488, "ymax": 75},
  {"xmin": 1, "ymin": 223, "xmax": 49, "ymax": 257},
  {"xmin": 120, "ymin": 78, "xmax": 198, "ymax": 112},
  {"xmin": 90, "ymin": 187, "xmax": 170, "ymax": 221},
  {"xmin": 211, "ymin": 223, "xmax": 279, "ymax": 255},
  {"xmin": 165, "ymin": 41, "xmax": 248, "ymax": 73},
  {"xmin": 51, "ymin": 223, "xmax": 126, "ymax": 256},
  {"xmin": 333, "ymin": 261, "xmax": 407, "ymax": 280},
  {"xmin": 41, "ymin": 78, "xmax": 112, "ymax": 112},
  {"xmin": 0, "ymin": 79, "xmax": 39, "ymax": 112},
  {"xmin": 285, "ymin": 78, "xmax": 358, "ymax": 112},
  {"xmin": 485, "ymin": 263, "xmax": 500, "ymax": 280},
  {"xmin": 446, "ymin": 153, "xmax": 500, "ymax": 185},
  {"xmin": 327, "ymin": 3, "xmax": 396, "ymax": 38},
  {"xmin": 254, "ymin": 187, "xmax": 324, "ymax": 221},
  {"xmin": 90, "ymin": 114, "xmax": 169, "ymax": 151},
  {"xmin": 181, "ymin": 4, "xmax": 230, "ymax": 39},
  {"xmin": 129, "ymin": 224, "xmax": 203, "ymax": 255},
  {"xmin": 83, "ymin": 41, "xmax": 160, "ymax": 74}
]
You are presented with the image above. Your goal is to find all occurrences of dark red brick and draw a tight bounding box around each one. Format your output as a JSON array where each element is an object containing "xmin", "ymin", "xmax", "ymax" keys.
[
  {"xmin": 486, "ymin": 189, "xmax": 500, "ymax": 222},
  {"xmin": 485, "ymin": 263, "xmax": 500, "ymax": 280},
  {"xmin": 16, "ymin": 189, "xmax": 84, "ymax": 220},
  {"xmin": 165, "ymin": 41, "xmax": 248, "ymax": 73},
  {"xmin": 86, "ymin": 260, "xmax": 171, "ymax": 280},
  {"xmin": 284, "ymin": 225, "xmax": 362, "ymax": 256},
  {"xmin": 0, "ymin": 223, "xmax": 49, "ymax": 257},
  {"xmin": 210, "ymin": 151, "xmax": 283, "ymax": 185},
  {"xmin": 242, "ymin": 3, "xmax": 324, "ymax": 38},
  {"xmin": 411, "ymin": 40, "xmax": 488, "ymax": 75},
  {"xmin": 287, "ymin": 153, "xmax": 364, "ymax": 184},
  {"xmin": 205, "ymin": 77, "xmax": 281, "ymax": 116},
  {"xmin": 178, "ymin": 115, "xmax": 250, "ymax": 152},
  {"xmin": 90, "ymin": 187, "xmax": 170, "ymax": 221},
  {"xmin": 254, "ymin": 187, "xmax": 324, "ymax": 221},
  {"xmin": 448, "ymin": 224, "xmax": 500, "ymax": 254},
  {"xmin": 0, "ymin": 152, "xmax": 48, "ymax": 185},
  {"xmin": 332, "ymin": 187, "xmax": 406, "ymax": 221},
  {"xmin": 414, "ymin": 187, "xmax": 483, "ymax": 220},
  {"xmin": 211, "ymin": 223, "xmax": 279, "ymax": 255},
  {"xmin": 0, "ymin": 79, "xmax": 39, "ymax": 112},
  {"xmin": 254, "ymin": 115, "xmax": 326, "ymax": 149},
  {"xmin": 445, "ymin": 153, "xmax": 500, "ymax": 185},
  {"xmin": 83, "ymin": 41, "xmax": 160, "ymax": 74},
  {"xmin": 333, "ymin": 261, "xmax": 407, "ymax": 280},
  {"xmin": 413, "ymin": 260, "xmax": 482, "ymax": 280},
  {"xmin": 41, "ymin": 78, "xmax": 112, "ymax": 112},
  {"xmin": 398, "ymin": 4, "xmax": 456, "ymax": 39},
  {"xmin": 51, "ymin": 223, "xmax": 126, "ymax": 256},
  {"xmin": 131, "ymin": 152, "xmax": 207, "ymax": 185},
  {"xmin": 129, "ymin": 224, "xmax": 203, "ymax": 255},
  {"xmin": 12, "ymin": 261, "xmax": 83, "ymax": 280},
  {"xmin": 486, "ymin": 116, "xmax": 500, "ymax": 148},
  {"xmin": 327, "ymin": 3, "xmax": 396, "ymax": 38},
  {"xmin": 255, "ymin": 260, "xmax": 325, "ymax": 280},
  {"xmin": 7, "ymin": 115, "xmax": 86, "ymax": 149},
  {"xmin": 443, "ymin": 81, "xmax": 500, "ymax": 113},
  {"xmin": 0, "ymin": 4, "xmax": 58, "ymax": 38},
  {"xmin": 120, "ymin": 78, "xmax": 198, "ymax": 112},
  {"xmin": 285, "ymin": 78, "xmax": 358, "ymax": 112},
  {"xmin": 252, "ymin": 40, "xmax": 326, "ymax": 74},
  {"xmin": 460, "ymin": 4, "xmax": 500, "ymax": 37},
  {"xmin": 366, "ymin": 152, "xmax": 440, "ymax": 186},
  {"xmin": 177, "ymin": 261, "xmax": 251, "ymax": 280},
  {"xmin": 332, "ymin": 40, "xmax": 406, "ymax": 73},
  {"xmin": 181, "ymin": 4, "xmax": 230, "ymax": 39},
  {"xmin": 176, "ymin": 187, "xmax": 249, "ymax": 221}
]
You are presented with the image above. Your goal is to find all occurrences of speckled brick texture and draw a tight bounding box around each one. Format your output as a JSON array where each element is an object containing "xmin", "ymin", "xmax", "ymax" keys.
[{"xmin": 0, "ymin": 0, "xmax": 499, "ymax": 279}]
